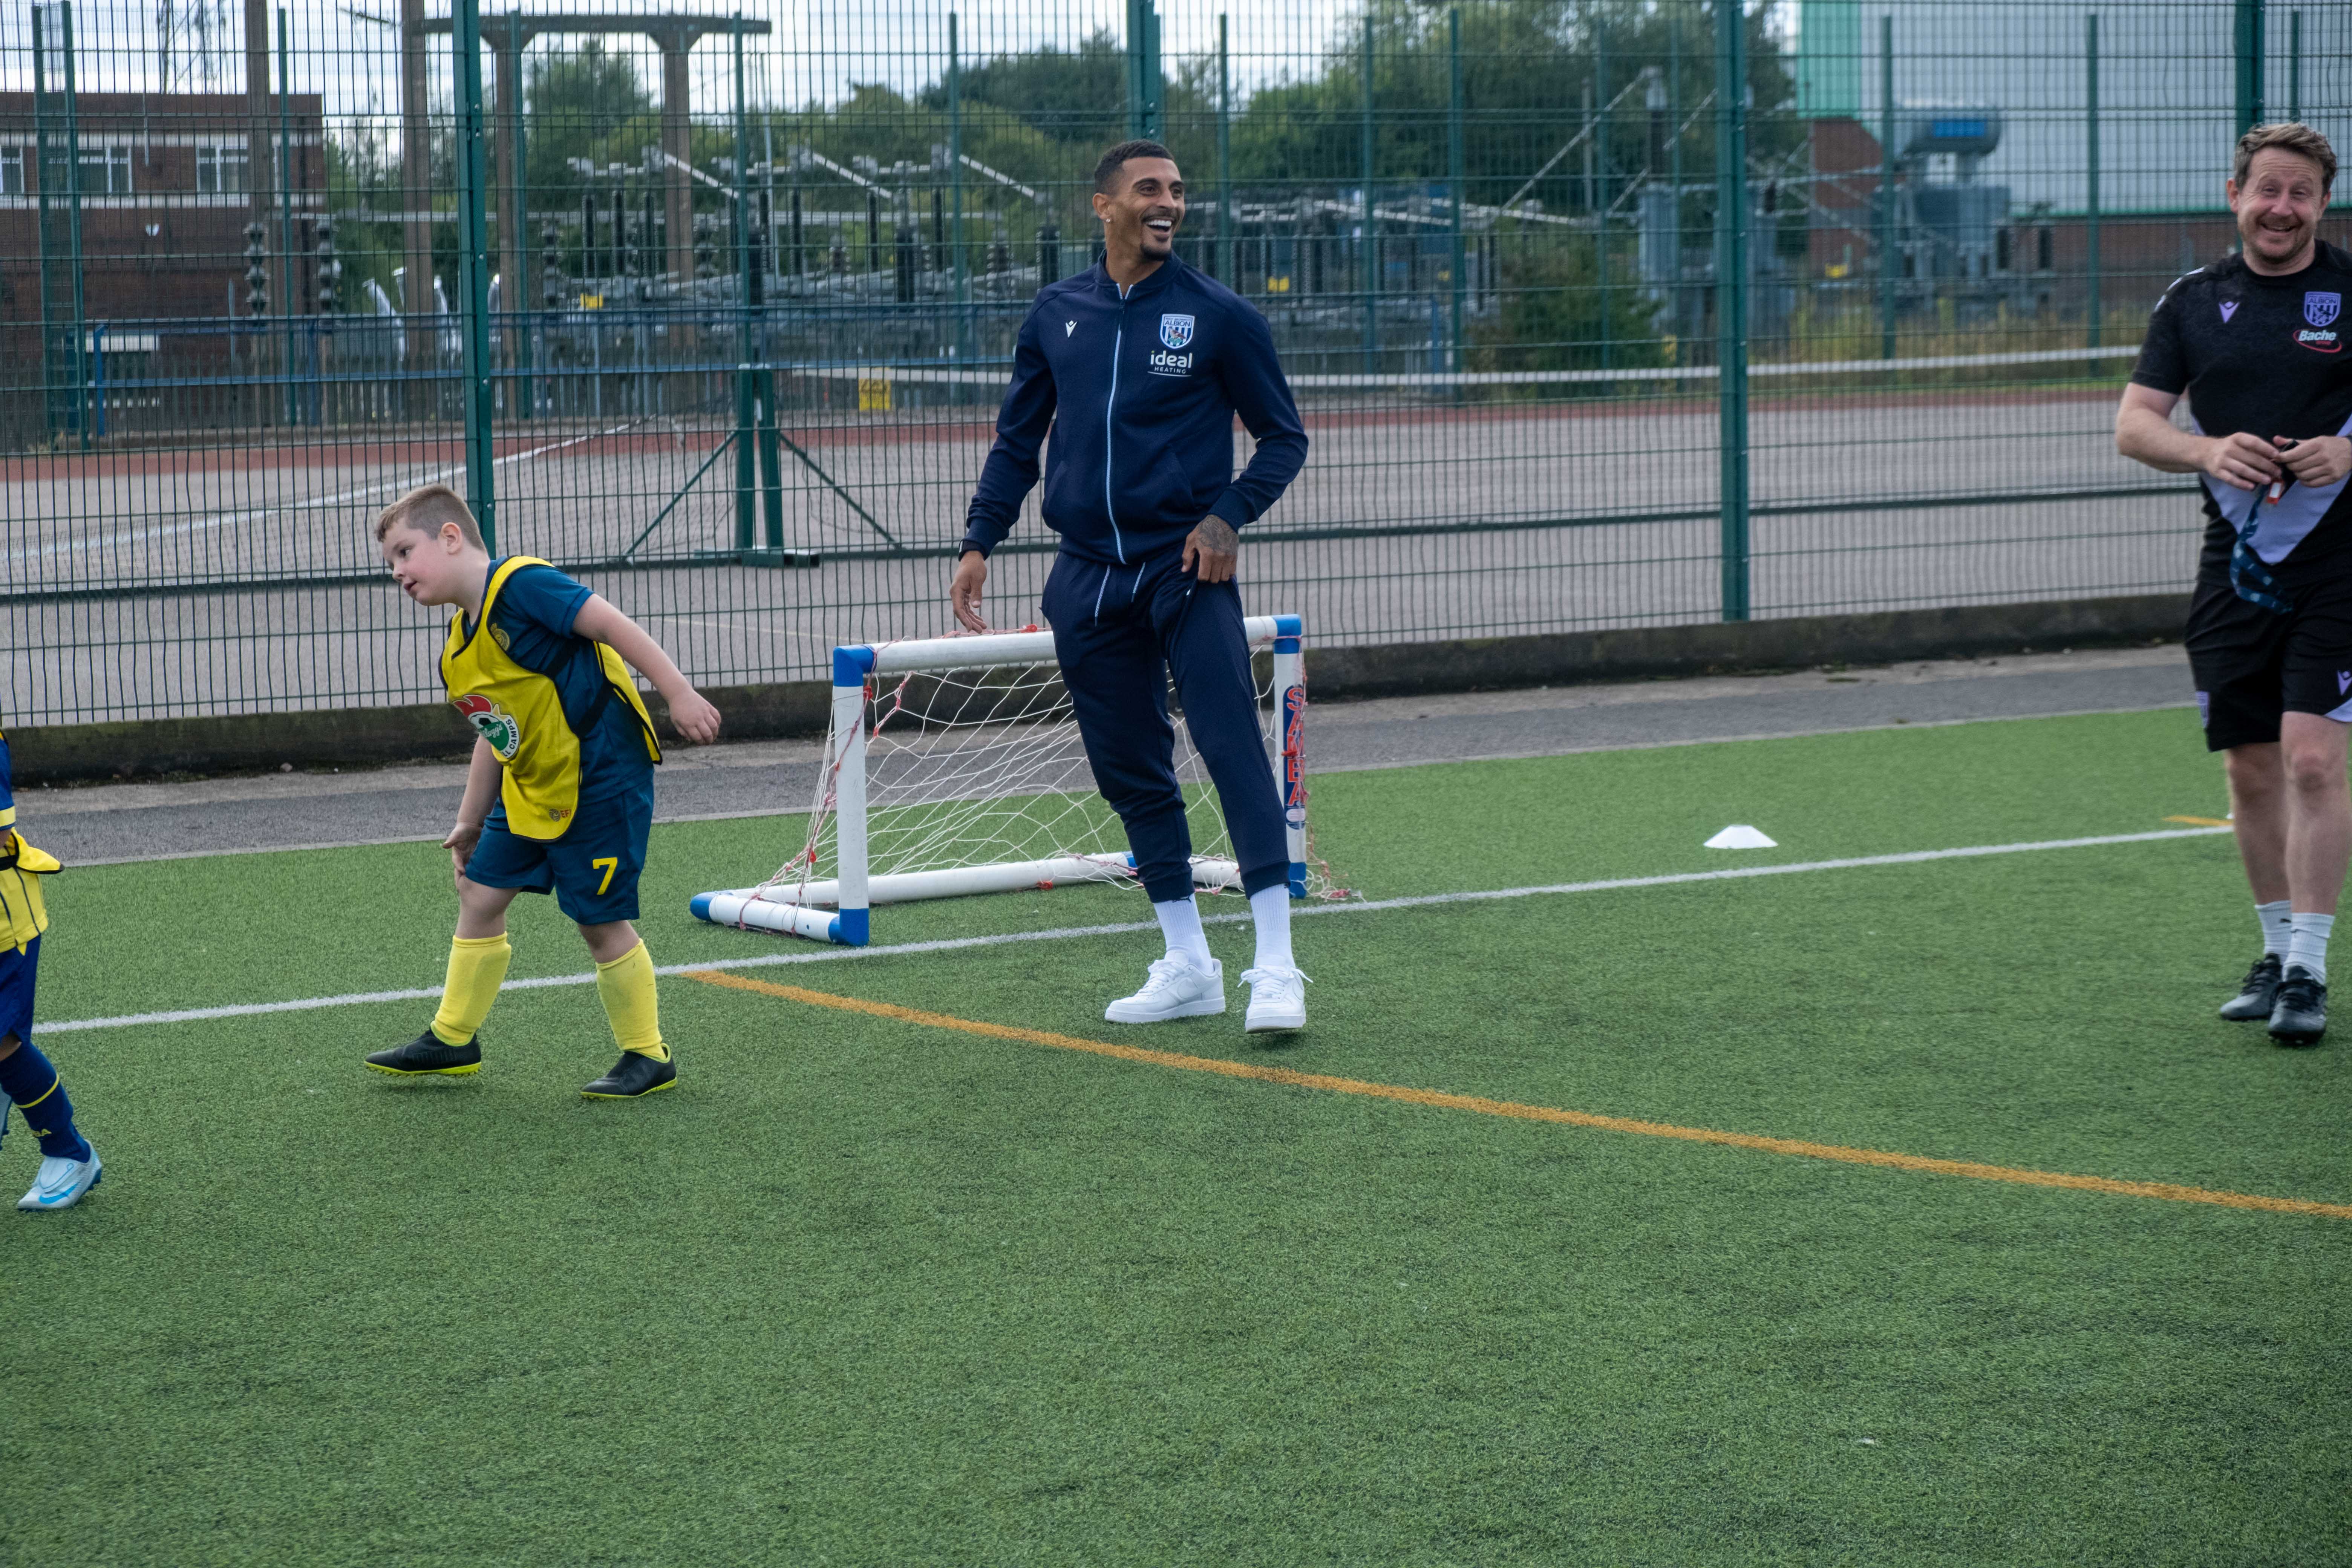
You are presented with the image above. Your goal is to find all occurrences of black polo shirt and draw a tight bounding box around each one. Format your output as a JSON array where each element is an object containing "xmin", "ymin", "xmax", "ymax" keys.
[{"xmin": 2132, "ymin": 241, "xmax": 2352, "ymax": 585}]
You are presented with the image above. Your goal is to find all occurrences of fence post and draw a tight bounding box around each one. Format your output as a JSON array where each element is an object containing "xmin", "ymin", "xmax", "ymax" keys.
[
  {"xmin": 1447, "ymin": 7, "xmax": 1464, "ymax": 376},
  {"xmin": 2234, "ymin": 0, "xmax": 2263, "ymax": 134},
  {"xmin": 452, "ymin": 0, "xmax": 498, "ymax": 548},
  {"xmin": 1360, "ymin": 15, "xmax": 1377, "ymax": 369},
  {"xmin": 733, "ymin": 16, "xmax": 755, "ymax": 553},
  {"xmin": 2085, "ymin": 14, "xmax": 2100, "ymax": 348},
  {"xmin": 33, "ymin": 4, "xmax": 92, "ymax": 447},
  {"xmin": 1126, "ymin": 0, "xmax": 1160, "ymax": 140},
  {"xmin": 1219, "ymin": 15, "xmax": 1234, "ymax": 287},
  {"xmin": 1669, "ymin": 17, "xmax": 1680, "ymax": 347},
  {"xmin": 950, "ymin": 12, "xmax": 970, "ymax": 363},
  {"xmin": 2287, "ymin": 10, "xmax": 2300, "ymax": 122},
  {"xmin": 1596, "ymin": 40, "xmax": 1610, "ymax": 371},
  {"xmin": 278, "ymin": 9, "xmax": 299, "ymax": 428},
  {"xmin": 511, "ymin": 12, "xmax": 531, "ymax": 421},
  {"xmin": 1877, "ymin": 12, "xmax": 1895, "ymax": 361},
  {"xmin": 1714, "ymin": 0, "xmax": 1749, "ymax": 623}
]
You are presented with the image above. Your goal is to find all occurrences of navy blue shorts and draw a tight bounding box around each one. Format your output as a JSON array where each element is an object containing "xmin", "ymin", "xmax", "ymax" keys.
[
  {"xmin": 465, "ymin": 782, "xmax": 652, "ymax": 924},
  {"xmin": 0, "ymin": 937, "xmax": 40, "ymax": 1048}
]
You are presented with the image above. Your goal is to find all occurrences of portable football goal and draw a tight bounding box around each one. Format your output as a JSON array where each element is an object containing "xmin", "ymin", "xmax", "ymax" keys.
[{"xmin": 691, "ymin": 615, "xmax": 1322, "ymax": 945}]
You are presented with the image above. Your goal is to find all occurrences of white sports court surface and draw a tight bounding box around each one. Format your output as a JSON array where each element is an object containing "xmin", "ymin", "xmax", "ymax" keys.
[{"xmin": 0, "ymin": 372, "xmax": 2198, "ymax": 726}]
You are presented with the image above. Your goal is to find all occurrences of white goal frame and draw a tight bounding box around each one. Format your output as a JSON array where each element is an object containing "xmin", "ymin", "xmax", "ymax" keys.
[{"xmin": 692, "ymin": 614, "xmax": 1308, "ymax": 946}]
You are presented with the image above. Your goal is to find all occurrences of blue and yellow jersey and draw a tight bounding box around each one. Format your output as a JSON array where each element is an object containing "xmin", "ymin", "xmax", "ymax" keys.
[
  {"xmin": 0, "ymin": 729, "xmax": 59, "ymax": 953},
  {"xmin": 441, "ymin": 557, "xmax": 662, "ymax": 842}
]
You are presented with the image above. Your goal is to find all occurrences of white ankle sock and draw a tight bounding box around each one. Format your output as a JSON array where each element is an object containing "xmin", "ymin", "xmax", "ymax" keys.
[
  {"xmin": 2258, "ymin": 900, "xmax": 2294, "ymax": 957},
  {"xmin": 1250, "ymin": 884, "xmax": 1295, "ymax": 971},
  {"xmin": 1153, "ymin": 897, "xmax": 1214, "ymax": 972},
  {"xmin": 2289, "ymin": 912, "xmax": 2335, "ymax": 983}
]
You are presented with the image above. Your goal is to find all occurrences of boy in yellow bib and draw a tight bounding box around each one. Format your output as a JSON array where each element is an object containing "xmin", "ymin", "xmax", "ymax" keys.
[{"xmin": 365, "ymin": 484, "xmax": 722, "ymax": 1098}]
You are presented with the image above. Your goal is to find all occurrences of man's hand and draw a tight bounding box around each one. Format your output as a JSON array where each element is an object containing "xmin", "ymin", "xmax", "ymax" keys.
[
  {"xmin": 664, "ymin": 687, "xmax": 722, "ymax": 745},
  {"xmin": 1181, "ymin": 516, "xmax": 1239, "ymax": 584},
  {"xmin": 444, "ymin": 819, "xmax": 483, "ymax": 882},
  {"xmin": 2203, "ymin": 431, "xmax": 2286, "ymax": 490},
  {"xmin": 951, "ymin": 550, "xmax": 991, "ymax": 632},
  {"xmin": 2279, "ymin": 435, "xmax": 2352, "ymax": 490}
]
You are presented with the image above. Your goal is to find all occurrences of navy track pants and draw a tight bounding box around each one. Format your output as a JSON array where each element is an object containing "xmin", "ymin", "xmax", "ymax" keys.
[{"xmin": 1042, "ymin": 548, "xmax": 1288, "ymax": 903}]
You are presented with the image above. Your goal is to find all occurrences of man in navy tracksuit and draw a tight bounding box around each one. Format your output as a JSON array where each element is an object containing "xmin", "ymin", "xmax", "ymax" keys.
[{"xmin": 952, "ymin": 139, "xmax": 1314, "ymax": 1032}]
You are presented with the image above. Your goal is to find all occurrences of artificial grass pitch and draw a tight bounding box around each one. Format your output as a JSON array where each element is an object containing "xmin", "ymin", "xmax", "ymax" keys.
[{"xmin": 5, "ymin": 709, "xmax": 2348, "ymax": 1565}]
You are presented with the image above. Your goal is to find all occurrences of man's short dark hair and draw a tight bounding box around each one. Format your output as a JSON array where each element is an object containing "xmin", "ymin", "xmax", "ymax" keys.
[
  {"xmin": 2234, "ymin": 122, "xmax": 2336, "ymax": 191},
  {"xmin": 1093, "ymin": 139, "xmax": 1174, "ymax": 194}
]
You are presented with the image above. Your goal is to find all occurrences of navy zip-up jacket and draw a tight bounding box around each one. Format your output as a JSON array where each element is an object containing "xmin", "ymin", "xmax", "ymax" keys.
[{"xmin": 961, "ymin": 255, "xmax": 1309, "ymax": 565}]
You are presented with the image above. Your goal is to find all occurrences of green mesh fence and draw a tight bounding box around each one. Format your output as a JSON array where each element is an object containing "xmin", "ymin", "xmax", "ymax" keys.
[{"xmin": 3, "ymin": 0, "xmax": 2347, "ymax": 727}]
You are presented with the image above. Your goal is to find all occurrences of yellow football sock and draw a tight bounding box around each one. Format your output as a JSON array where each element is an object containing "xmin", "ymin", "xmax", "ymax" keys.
[
  {"xmin": 430, "ymin": 934, "xmax": 511, "ymax": 1046},
  {"xmin": 595, "ymin": 942, "xmax": 669, "ymax": 1061}
]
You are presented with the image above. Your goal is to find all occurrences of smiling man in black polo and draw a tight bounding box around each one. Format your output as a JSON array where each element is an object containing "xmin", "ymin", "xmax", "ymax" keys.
[{"xmin": 2118, "ymin": 122, "xmax": 2352, "ymax": 1044}]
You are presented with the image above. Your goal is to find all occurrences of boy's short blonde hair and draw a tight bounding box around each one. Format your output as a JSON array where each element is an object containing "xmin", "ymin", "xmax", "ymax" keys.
[
  {"xmin": 2234, "ymin": 122, "xmax": 2336, "ymax": 191},
  {"xmin": 374, "ymin": 482, "xmax": 487, "ymax": 550}
]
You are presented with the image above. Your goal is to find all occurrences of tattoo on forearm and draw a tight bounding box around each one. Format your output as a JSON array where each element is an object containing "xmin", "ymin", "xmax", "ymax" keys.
[{"xmin": 1193, "ymin": 518, "xmax": 1238, "ymax": 553}]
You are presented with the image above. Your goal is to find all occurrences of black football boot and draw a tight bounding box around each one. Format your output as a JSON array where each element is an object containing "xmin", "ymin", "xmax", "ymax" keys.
[{"xmin": 2220, "ymin": 954, "xmax": 2284, "ymax": 1022}]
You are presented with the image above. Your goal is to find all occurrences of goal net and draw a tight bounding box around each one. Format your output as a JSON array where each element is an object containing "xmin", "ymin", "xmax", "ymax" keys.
[{"xmin": 691, "ymin": 615, "xmax": 1331, "ymax": 945}]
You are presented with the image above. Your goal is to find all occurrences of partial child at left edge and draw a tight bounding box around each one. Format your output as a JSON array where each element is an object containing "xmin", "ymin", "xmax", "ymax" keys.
[{"xmin": 0, "ymin": 728, "xmax": 99, "ymax": 1210}]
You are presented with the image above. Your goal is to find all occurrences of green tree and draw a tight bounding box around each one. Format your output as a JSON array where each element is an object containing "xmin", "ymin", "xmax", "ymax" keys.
[
  {"xmin": 525, "ymin": 41, "xmax": 658, "ymax": 208},
  {"xmin": 918, "ymin": 30, "xmax": 1127, "ymax": 145}
]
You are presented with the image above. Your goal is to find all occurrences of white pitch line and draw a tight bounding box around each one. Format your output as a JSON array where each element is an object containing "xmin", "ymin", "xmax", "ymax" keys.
[
  {"xmin": 41, "ymin": 826, "xmax": 2229, "ymax": 1037},
  {"xmin": 14, "ymin": 418, "xmax": 642, "ymax": 562}
]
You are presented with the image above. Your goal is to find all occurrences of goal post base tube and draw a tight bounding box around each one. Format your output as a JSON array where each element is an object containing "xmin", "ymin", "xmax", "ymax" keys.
[
  {"xmin": 1272, "ymin": 614, "xmax": 1309, "ymax": 899},
  {"xmin": 688, "ymin": 891, "xmax": 854, "ymax": 943},
  {"xmin": 830, "ymin": 645, "xmax": 874, "ymax": 946},
  {"xmin": 693, "ymin": 856, "xmax": 1243, "ymax": 919}
]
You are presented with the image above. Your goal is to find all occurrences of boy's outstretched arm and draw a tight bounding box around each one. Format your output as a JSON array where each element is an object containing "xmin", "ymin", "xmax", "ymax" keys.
[{"xmin": 571, "ymin": 594, "xmax": 722, "ymax": 744}]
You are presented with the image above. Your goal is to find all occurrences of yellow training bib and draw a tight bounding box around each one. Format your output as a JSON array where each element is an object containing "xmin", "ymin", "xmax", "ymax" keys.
[
  {"xmin": 440, "ymin": 557, "xmax": 662, "ymax": 842},
  {"xmin": 0, "ymin": 831, "xmax": 57, "ymax": 955}
]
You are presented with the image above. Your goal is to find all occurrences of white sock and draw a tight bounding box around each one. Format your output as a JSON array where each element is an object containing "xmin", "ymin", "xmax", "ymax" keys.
[
  {"xmin": 2288, "ymin": 912, "xmax": 2335, "ymax": 983},
  {"xmin": 1250, "ymin": 884, "xmax": 1295, "ymax": 971},
  {"xmin": 1153, "ymin": 897, "xmax": 1214, "ymax": 972},
  {"xmin": 2258, "ymin": 900, "xmax": 2294, "ymax": 958}
]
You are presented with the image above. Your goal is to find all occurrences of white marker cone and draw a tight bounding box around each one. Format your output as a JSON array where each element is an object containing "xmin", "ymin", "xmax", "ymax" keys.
[{"xmin": 1705, "ymin": 824, "xmax": 1778, "ymax": 850}]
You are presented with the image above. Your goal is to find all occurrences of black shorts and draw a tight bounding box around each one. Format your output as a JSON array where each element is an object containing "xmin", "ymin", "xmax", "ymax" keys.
[{"xmin": 2185, "ymin": 573, "xmax": 2352, "ymax": 751}]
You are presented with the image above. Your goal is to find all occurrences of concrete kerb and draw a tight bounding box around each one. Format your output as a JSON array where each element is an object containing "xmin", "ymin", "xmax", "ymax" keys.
[{"xmin": 9, "ymin": 593, "xmax": 2187, "ymax": 785}]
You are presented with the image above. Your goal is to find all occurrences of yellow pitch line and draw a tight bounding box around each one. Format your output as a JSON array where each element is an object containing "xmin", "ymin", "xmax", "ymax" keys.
[
  {"xmin": 2164, "ymin": 815, "xmax": 2232, "ymax": 827},
  {"xmin": 683, "ymin": 971, "xmax": 2352, "ymax": 1222}
]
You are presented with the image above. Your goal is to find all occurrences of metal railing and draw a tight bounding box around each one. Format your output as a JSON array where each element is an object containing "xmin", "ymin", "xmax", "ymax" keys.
[{"xmin": 3, "ymin": 0, "xmax": 2346, "ymax": 727}]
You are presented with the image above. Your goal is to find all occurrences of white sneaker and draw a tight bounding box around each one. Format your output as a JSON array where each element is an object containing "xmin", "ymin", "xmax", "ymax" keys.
[
  {"xmin": 18, "ymin": 1148, "xmax": 101, "ymax": 1211},
  {"xmin": 1241, "ymin": 967, "xmax": 1311, "ymax": 1032},
  {"xmin": 1105, "ymin": 953, "xmax": 1225, "ymax": 1023}
]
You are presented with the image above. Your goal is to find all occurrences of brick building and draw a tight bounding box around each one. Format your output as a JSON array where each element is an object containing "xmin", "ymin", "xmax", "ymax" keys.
[{"xmin": 0, "ymin": 90, "xmax": 325, "ymax": 404}]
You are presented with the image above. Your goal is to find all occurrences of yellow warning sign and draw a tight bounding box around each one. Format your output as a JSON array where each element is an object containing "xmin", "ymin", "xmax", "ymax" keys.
[{"xmin": 857, "ymin": 375, "xmax": 892, "ymax": 412}]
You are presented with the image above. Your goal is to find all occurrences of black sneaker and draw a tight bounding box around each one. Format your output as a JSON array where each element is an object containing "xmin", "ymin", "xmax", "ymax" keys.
[
  {"xmin": 582, "ymin": 1050, "xmax": 677, "ymax": 1099},
  {"xmin": 365, "ymin": 1031, "xmax": 483, "ymax": 1076},
  {"xmin": 2268, "ymin": 968, "xmax": 2328, "ymax": 1047},
  {"xmin": 2221, "ymin": 954, "xmax": 2285, "ymax": 1022}
]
